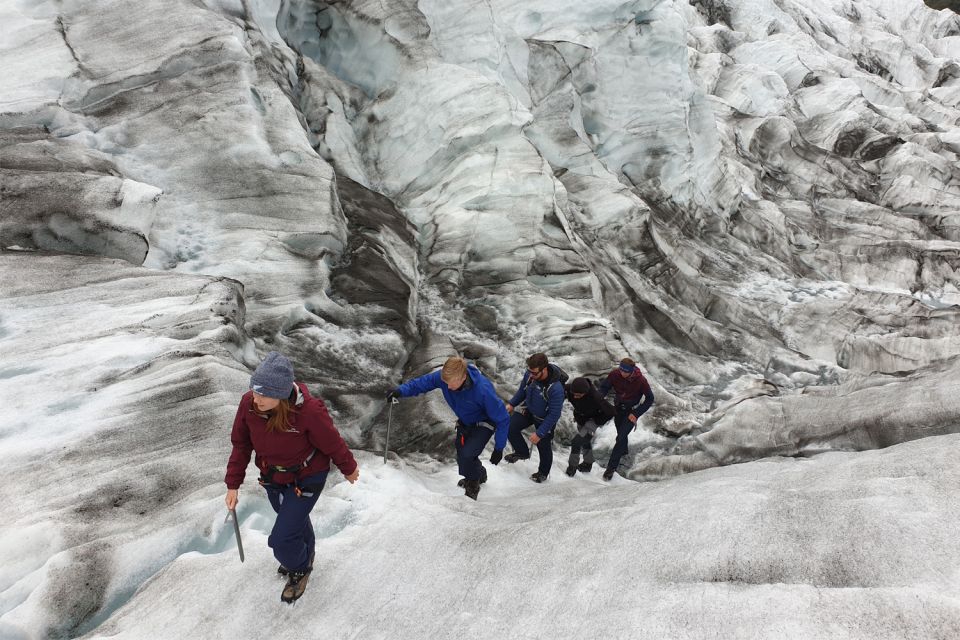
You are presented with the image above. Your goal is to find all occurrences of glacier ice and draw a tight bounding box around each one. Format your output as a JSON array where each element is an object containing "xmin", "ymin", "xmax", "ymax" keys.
[{"xmin": 2, "ymin": 0, "xmax": 960, "ymax": 636}]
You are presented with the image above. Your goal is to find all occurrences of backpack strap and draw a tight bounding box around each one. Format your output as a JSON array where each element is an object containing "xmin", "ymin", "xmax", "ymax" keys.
[{"xmin": 526, "ymin": 365, "xmax": 567, "ymax": 405}]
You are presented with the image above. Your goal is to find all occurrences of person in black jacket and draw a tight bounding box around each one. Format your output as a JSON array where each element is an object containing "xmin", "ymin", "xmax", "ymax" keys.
[{"xmin": 564, "ymin": 377, "xmax": 615, "ymax": 476}]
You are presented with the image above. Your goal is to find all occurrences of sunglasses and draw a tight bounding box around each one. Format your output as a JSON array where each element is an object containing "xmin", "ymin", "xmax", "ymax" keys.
[{"xmin": 528, "ymin": 367, "xmax": 544, "ymax": 376}]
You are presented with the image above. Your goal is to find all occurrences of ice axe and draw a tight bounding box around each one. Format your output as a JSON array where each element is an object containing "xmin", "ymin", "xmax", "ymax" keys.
[
  {"xmin": 383, "ymin": 397, "xmax": 399, "ymax": 464},
  {"xmin": 225, "ymin": 508, "xmax": 245, "ymax": 562}
]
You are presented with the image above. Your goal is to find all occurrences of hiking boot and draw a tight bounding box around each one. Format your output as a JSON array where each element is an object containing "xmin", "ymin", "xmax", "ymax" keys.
[
  {"xmin": 457, "ymin": 466, "xmax": 487, "ymax": 487},
  {"xmin": 602, "ymin": 468, "xmax": 615, "ymax": 481},
  {"xmin": 565, "ymin": 464, "xmax": 577, "ymax": 477},
  {"xmin": 578, "ymin": 461, "xmax": 592, "ymax": 473},
  {"xmin": 530, "ymin": 472, "xmax": 548, "ymax": 483},
  {"xmin": 278, "ymin": 550, "xmax": 314, "ymax": 577},
  {"xmin": 280, "ymin": 568, "xmax": 311, "ymax": 603},
  {"xmin": 504, "ymin": 453, "xmax": 529, "ymax": 464},
  {"xmin": 463, "ymin": 480, "xmax": 481, "ymax": 500}
]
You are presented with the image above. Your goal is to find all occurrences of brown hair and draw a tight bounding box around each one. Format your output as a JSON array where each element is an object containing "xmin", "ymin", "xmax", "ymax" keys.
[
  {"xmin": 620, "ymin": 357, "xmax": 636, "ymax": 367},
  {"xmin": 526, "ymin": 353, "xmax": 548, "ymax": 370},
  {"xmin": 266, "ymin": 399, "xmax": 295, "ymax": 433},
  {"xmin": 441, "ymin": 357, "xmax": 468, "ymax": 385}
]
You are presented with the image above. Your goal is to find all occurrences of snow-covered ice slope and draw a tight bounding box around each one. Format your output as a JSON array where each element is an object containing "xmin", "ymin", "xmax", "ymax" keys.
[
  {"xmin": 0, "ymin": 252, "xmax": 249, "ymax": 638},
  {"xmin": 76, "ymin": 440, "xmax": 960, "ymax": 639}
]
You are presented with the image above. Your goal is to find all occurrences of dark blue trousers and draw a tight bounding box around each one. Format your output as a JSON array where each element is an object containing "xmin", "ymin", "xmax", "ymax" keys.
[
  {"xmin": 264, "ymin": 471, "xmax": 328, "ymax": 572},
  {"xmin": 507, "ymin": 411, "xmax": 554, "ymax": 476},
  {"xmin": 455, "ymin": 422, "xmax": 493, "ymax": 481},
  {"xmin": 606, "ymin": 413, "xmax": 634, "ymax": 472}
]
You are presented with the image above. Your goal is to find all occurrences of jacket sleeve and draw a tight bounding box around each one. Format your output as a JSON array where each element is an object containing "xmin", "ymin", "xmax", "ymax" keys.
[
  {"xmin": 508, "ymin": 373, "xmax": 529, "ymax": 407},
  {"xmin": 397, "ymin": 370, "xmax": 443, "ymax": 397},
  {"xmin": 630, "ymin": 376, "xmax": 655, "ymax": 417},
  {"xmin": 536, "ymin": 382, "xmax": 566, "ymax": 437},
  {"xmin": 482, "ymin": 383, "xmax": 511, "ymax": 451},
  {"xmin": 224, "ymin": 395, "xmax": 253, "ymax": 490},
  {"xmin": 593, "ymin": 385, "xmax": 616, "ymax": 418},
  {"xmin": 597, "ymin": 373, "xmax": 613, "ymax": 400},
  {"xmin": 307, "ymin": 397, "xmax": 358, "ymax": 477}
]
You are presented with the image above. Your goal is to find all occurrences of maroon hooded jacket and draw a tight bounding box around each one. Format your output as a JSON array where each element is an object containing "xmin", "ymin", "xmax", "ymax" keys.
[
  {"xmin": 224, "ymin": 382, "xmax": 357, "ymax": 489},
  {"xmin": 598, "ymin": 368, "xmax": 655, "ymax": 416}
]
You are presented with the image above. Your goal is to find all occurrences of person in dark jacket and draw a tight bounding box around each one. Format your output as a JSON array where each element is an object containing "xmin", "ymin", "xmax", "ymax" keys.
[
  {"xmin": 387, "ymin": 356, "xmax": 510, "ymax": 500},
  {"xmin": 224, "ymin": 352, "xmax": 359, "ymax": 603},
  {"xmin": 504, "ymin": 353, "xmax": 566, "ymax": 483},
  {"xmin": 597, "ymin": 357, "xmax": 654, "ymax": 480},
  {"xmin": 564, "ymin": 377, "xmax": 615, "ymax": 476}
]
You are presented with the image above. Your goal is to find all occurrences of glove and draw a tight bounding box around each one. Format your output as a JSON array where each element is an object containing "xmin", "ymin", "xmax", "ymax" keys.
[
  {"xmin": 490, "ymin": 449, "xmax": 503, "ymax": 465},
  {"xmin": 386, "ymin": 389, "xmax": 401, "ymax": 402}
]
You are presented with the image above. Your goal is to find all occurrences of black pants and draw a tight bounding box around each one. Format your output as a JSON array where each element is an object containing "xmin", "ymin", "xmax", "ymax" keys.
[
  {"xmin": 568, "ymin": 419, "xmax": 599, "ymax": 466},
  {"xmin": 508, "ymin": 411, "xmax": 553, "ymax": 476}
]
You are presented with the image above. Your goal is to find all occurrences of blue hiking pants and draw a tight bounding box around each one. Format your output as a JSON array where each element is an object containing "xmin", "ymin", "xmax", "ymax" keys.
[
  {"xmin": 264, "ymin": 471, "xmax": 328, "ymax": 572},
  {"xmin": 507, "ymin": 411, "xmax": 554, "ymax": 476},
  {"xmin": 455, "ymin": 421, "xmax": 494, "ymax": 481},
  {"xmin": 606, "ymin": 413, "xmax": 634, "ymax": 472}
]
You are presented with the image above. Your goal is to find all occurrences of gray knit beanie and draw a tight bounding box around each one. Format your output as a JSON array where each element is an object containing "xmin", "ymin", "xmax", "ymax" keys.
[{"xmin": 249, "ymin": 352, "xmax": 295, "ymax": 399}]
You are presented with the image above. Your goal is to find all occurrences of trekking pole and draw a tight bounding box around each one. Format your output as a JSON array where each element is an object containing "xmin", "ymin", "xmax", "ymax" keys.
[
  {"xmin": 225, "ymin": 508, "xmax": 245, "ymax": 562},
  {"xmin": 384, "ymin": 397, "xmax": 398, "ymax": 463}
]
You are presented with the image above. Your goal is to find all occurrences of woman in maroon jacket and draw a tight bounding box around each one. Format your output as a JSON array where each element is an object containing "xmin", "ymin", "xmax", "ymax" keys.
[
  {"xmin": 597, "ymin": 357, "xmax": 654, "ymax": 480},
  {"xmin": 224, "ymin": 352, "xmax": 359, "ymax": 603}
]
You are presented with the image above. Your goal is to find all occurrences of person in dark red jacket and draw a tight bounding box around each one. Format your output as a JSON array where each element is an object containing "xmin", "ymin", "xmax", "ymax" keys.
[
  {"xmin": 597, "ymin": 357, "xmax": 654, "ymax": 481},
  {"xmin": 224, "ymin": 352, "xmax": 359, "ymax": 603}
]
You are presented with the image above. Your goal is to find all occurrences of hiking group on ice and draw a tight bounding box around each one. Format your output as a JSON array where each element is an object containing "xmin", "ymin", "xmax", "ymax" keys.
[{"xmin": 224, "ymin": 351, "xmax": 654, "ymax": 602}]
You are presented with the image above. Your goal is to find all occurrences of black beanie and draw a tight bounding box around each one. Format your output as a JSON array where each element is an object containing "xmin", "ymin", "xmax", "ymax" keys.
[{"xmin": 571, "ymin": 377, "xmax": 590, "ymax": 394}]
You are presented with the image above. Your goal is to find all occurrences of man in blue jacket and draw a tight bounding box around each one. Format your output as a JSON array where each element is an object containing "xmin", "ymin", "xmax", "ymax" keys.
[
  {"xmin": 504, "ymin": 352, "xmax": 566, "ymax": 483},
  {"xmin": 387, "ymin": 356, "xmax": 509, "ymax": 500}
]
